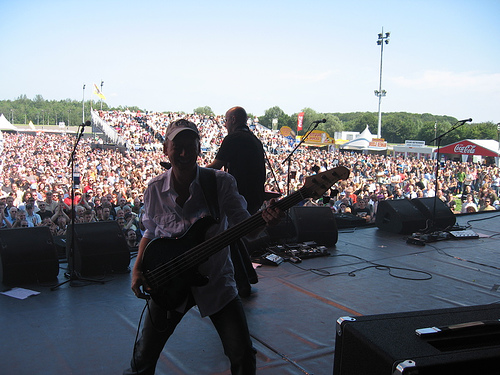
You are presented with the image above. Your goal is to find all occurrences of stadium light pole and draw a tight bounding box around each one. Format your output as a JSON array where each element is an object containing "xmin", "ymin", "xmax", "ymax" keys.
[
  {"xmin": 374, "ymin": 28, "xmax": 390, "ymax": 139},
  {"xmin": 100, "ymin": 80, "xmax": 104, "ymax": 110},
  {"xmin": 82, "ymin": 84, "xmax": 86, "ymax": 123}
]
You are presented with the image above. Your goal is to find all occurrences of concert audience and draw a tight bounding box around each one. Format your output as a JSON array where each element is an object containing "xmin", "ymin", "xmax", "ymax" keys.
[{"xmin": 0, "ymin": 109, "xmax": 498, "ymax": 234}]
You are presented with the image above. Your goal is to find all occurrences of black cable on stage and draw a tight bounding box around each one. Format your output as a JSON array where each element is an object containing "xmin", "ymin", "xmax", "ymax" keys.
[
  {"xmin": 289, "ymin": 253, "xmax": 433, "ymax": 281},
  {"xmin": 132, "ymin": 301, "xmax": 149, "ymax": 375}
]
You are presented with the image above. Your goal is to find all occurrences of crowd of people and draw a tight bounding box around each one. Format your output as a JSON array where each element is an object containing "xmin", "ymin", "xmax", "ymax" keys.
[{"xmin": 0, "ymin": 109, "xmax": 499, "ymax": 238}]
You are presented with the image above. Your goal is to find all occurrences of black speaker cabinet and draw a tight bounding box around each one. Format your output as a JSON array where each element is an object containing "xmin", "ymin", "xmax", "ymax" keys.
[
  {"xmin": 289, "ymin": 206, "xmax": 338, "ymax": 246},
  {"xmin": 333, "ymin": 304, "xmax": 500, "ymax": 375},
  {"xmin": 376, "ymin": 199, "xmax": 427, "ymax": 234},
  {"xmin": 376, "ymin": 198, "xmax": 456, "ymax": 234},
  {"xmin": 66, "ymin": 221, "xmax": 130, "ymax": 276},
  {"xmin": 264, "ymin": 214, "xmax": 297, "ymax": 244},
  {"xmin": 411, "ymin": 197, "xmax": 456, "ymax": 230},
  {"xmin": 0, "ymin": 227, "xmax": 59, "ymax": 285}
]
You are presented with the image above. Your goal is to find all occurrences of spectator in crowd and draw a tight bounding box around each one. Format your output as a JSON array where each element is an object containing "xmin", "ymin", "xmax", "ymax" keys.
[
  {"xmin": 51, "ymin": 202, "xmax": 70, "ymax": 236},
  {"xmin": 461, "ymin": 194, "xmax": 478, "ymax": 213},
  {"xmin": 12, "ymin": 209, "xmax": 28, "ymax": 228},
  {"xmin": 351, "ymin": 198, "xmax": 372, "ymax": 223},
  {"xmin": 5, "ymin": 206, "xmax": 18, "ymax": 226},
  {"xmin": 37, "ymin": 201, "xmax": 54, "ymax": 221},
  {"xmin": 44, "ymin": 191, "xmax": 59, "ymax": 213},
  {"xmin": 100, "ymin": 206, "xmax": 113, "ymax": 221},
  {"xmin": 25, "ymin": 204, "xmax": 42, "ymax": 227},
  {"xmin": 0, "ymin": 203, "xmax": 12, "ymax": 228},
  {"xmin": 82, "ymin": 209, "xmax": 96, "ymax": 223},
  {"xmin": 4, "ymin": 196, "xmax": 15, "ymax": 216},
  {"xmin": 124, "ymin": 228, "xmax": 139, "ymax": 252},
  {"xmin": 479, "ymin": 198, "xmax": 496, "ymax": 211}
]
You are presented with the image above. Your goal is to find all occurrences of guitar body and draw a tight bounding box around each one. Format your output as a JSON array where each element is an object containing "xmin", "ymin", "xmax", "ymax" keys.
[{"xmin": 142, "ymin": 217, "xmax": 215, "ymax": 310}]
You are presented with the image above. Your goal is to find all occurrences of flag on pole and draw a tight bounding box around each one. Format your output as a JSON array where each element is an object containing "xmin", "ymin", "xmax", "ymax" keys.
[
  {"xmin": 297, "ymin": 112, "xmax": 305, "ymax": 131},
  {"xmin": 93, "ymin": 83, "xmax": 106, "ymax": 100}
]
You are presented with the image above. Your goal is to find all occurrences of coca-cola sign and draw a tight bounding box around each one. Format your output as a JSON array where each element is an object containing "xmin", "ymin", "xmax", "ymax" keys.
[{"xmin": 453, "ymin": 144, "xmax": 477, "ymax": 154}]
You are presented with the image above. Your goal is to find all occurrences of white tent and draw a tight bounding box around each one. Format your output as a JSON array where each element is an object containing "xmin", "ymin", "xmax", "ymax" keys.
[
  {"xmin": 0, "ymin": 114, "xmax": 18, "ymax": 131},
  {"xmin": 340, "ymin": 125, "xmax": 373, "ymax": 150}
]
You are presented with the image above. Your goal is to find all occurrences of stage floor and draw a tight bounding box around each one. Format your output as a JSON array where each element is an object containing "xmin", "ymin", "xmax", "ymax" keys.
[{"xmin": 1, "ymin": 212, "xmax": 499, "ymax": 375}]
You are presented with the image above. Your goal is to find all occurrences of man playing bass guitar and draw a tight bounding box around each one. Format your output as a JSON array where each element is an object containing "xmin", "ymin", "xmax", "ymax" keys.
[{"xmin": 124, "ymin": 119, "xmax": 282, "ymax": 375}]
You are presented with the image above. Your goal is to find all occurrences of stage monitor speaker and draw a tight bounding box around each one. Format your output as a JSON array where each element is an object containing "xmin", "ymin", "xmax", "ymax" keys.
[
  {"xmin": 264, "ymin": 214, "xmax": 297, "ymax": 244},
  {"xmin": 334, "ymin": 304, "xmax": 500, "ymax": 375},
  {"xmin": 289, "ymin": 206, "xmax": 338, "ymax": 246},
  {"xmin": 411, "ymin": 197, "xmax": 456, "ymax": 230},
  {"xmin": 375, "ymin": 199, "xmax": 428, "ymax": 234},
  {"xmin": 0, "ymin": 227, "xmax": 59, "ymax": 285},
  {"xmin": 67, "ymin": 221, "xmax": 130, "ymax": 276}
]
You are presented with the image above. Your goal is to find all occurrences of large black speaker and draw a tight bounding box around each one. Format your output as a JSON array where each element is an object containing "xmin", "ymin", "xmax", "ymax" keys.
[
  {"xmin": 67, "ymin": 221, "xmax": 130, "ymax": 276},
  {"xmin": 334, "ymin": 304, "xmax": 500, "ymax": 375},
  {"xmin": 264, "ymin": 213, "xmax": 297, "ymax": 244},
  {"xmin": 411, "ymin": 197, "xmax": 456, "ymax": 230},
  {"xmin": 0, "ymin": 227, "xmax": 59, "ymax": 285},
  {"xmin": 289, "ymin": 206, "xmax": 338, "ymax": 246},
  {"xmin": 376, "ymin": 199, "xmax": 427, "ymax": 234},
  {"xmin": 376, "ymin": 198, "xmax": 456, "ymax": 234}
]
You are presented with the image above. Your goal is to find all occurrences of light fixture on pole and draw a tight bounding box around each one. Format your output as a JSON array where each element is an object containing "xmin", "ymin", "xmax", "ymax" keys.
[{"xmin": 374, "ymin": 28, "xmax": 390, "ymax": 139}]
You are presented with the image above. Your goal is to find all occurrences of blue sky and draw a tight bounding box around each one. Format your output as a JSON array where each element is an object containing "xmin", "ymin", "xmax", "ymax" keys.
[{"xmin": 1, "ymin": 0, "xmax": 499, "ymax": 123}]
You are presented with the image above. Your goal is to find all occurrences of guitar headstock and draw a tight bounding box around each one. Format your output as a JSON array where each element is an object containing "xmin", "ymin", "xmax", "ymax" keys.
[{"xmin": 302, "ymin": 166, "xmax": 350, "ymax": 199}]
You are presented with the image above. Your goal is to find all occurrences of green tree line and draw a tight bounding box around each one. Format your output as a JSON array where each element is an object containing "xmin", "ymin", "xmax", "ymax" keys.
[
  {"xmin": 0, "ymin": 95, "xmax": 141, "ymax": 127},
  {"xmin": 258, "ymin": 106, "xmax": 498, "ymax": 145},
  {"xmin": 1, "ymin": 96, "xmax": 497, "ymax": 145}
]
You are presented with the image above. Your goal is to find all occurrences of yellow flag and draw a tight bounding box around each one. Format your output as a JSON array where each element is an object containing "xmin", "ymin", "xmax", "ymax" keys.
[{"xmin": 93, "ymin": 83, "xmax": 106, "ymax": 100}]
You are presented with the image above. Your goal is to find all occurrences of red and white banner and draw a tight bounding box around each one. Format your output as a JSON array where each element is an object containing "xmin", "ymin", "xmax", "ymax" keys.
[
  {"xmin": 438, "ymin": 140, "xmax": 499, "ymax": 157},
  {"xmin": 297, "ymin": 112, "xmax": 304, "ymax": 131}
]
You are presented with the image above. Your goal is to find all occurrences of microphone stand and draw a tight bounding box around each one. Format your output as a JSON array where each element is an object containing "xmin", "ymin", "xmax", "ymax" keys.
[
  {"xmin": 426, "ymin": 119, "xmax": 469, "ymax": 233},
  {"xmin": 282, "ymin": 120, "xmax": 323, "ymax": 196},
  {"xmin": 51, "ymin": 122, "xmax": 105, "ymax": 290},
  {"xmin": 275, "ymin": 120, "xmax": 323, "ymax": 244}
]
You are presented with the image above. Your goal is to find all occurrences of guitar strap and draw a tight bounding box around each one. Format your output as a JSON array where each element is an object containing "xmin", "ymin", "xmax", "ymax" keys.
[{"xmin": 198, "ymin": 167, "xmax": 220, "ymax": 223}]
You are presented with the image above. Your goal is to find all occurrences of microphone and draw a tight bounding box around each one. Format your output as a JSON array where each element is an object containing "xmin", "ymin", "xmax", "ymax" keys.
[
  {"xmin": 81, "ymin": 120, "xmax": 91, "ymax": 127},
  {"xmin": 458, "ymin": 118, "xmax": 472, "ymax": 124},
  {"xmin": 312, "ymin": 119, "xmax": 327, "ymax": 124}
]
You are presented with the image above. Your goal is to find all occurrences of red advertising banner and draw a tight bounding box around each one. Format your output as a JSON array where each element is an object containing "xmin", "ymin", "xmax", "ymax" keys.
[
  {"xmin": 297, "ymin": 112, "xmax": 304, "ymax": 131},
  {"xmin": 438, "ymin": 140, "xmax": 499, "ymax": 157}
]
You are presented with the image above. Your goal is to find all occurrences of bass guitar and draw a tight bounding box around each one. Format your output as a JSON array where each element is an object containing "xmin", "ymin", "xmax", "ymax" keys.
[{"xmin": 142, "ymin": 166, "xmax": 350, "ymax": 310}]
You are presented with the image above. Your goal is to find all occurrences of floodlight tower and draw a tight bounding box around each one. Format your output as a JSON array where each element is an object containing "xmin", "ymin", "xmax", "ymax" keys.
[
  {"xmin": 82, "ymin": 84, "xmax": 86, "ymax": 123},
  {"xmin": 374, "ymin": 28, "xmax": 390, "ymax": 138},
  {"xmin": 100, "ymin": 80, "xmax": 104, "ymax": 110}
]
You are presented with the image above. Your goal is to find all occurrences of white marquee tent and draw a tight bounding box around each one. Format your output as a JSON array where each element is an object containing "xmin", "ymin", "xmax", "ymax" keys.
[{"xmin": 0, "ymin": 114, "xmax": 18, "ymax": 131}]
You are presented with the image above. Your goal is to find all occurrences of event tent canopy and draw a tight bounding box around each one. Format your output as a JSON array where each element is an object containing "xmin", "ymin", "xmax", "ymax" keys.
[
  {"xmin": 438, "ymin": 139, "xmax": 499, "ymax": 158},
  {"xmin": 0, "ymin": 114, "xmax": 18, "ymax": 131}
]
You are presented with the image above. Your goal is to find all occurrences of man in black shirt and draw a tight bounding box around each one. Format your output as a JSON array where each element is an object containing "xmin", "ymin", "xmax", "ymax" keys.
[
  {"xmin": 207, "ymin": 106, "xmax": 266, "ymax": 214},
  {"xmin": 207, "ymin": 106, "xmax": 266, "ymax": 296}
]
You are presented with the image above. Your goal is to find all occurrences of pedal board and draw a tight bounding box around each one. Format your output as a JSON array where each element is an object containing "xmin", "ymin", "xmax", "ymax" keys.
[
  {"xmin": 267, "ymin": 243, "xmax": 330, "ymax": 262},
  {"xmin": 447, "ymin": 230, "xmax": 479, "ymax": 239},
  {"xmin": 253, "ymin": 252, "xmax": 284, "ymax": 266}
]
